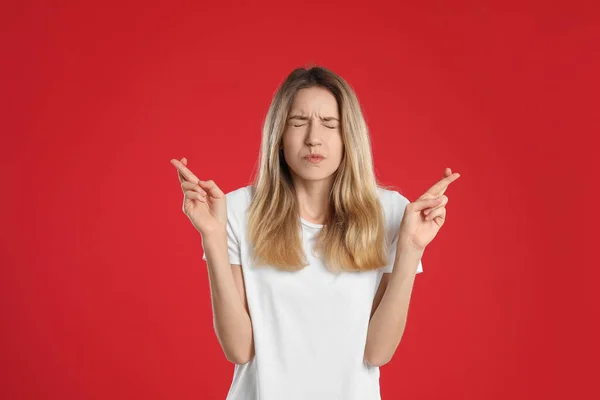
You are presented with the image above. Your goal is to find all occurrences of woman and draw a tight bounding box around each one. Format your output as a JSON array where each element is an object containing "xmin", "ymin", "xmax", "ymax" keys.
[{"xmin": 170, "ymin": 66, "xmax": 460, "ymax": 399}]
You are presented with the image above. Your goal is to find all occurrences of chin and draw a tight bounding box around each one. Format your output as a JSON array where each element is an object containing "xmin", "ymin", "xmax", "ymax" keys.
[{"xmin": 292, "ymin": 170, "xmax": 337, "ymax": 182}]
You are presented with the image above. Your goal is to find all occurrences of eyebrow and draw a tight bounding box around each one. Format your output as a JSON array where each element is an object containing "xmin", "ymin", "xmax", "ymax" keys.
[{"xmin": 287, "ymin": 114, "xmax": 339, "ymax": 122}]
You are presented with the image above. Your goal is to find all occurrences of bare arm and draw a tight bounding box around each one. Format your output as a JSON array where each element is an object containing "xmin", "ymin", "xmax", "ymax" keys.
[
  {"xmin": 203, "ymin": 232, "xmax": 255, "ymax": 365},
  {"xmin": 169, "ymin": 158, "xmax": 254, "ymax": 365},
  {"xmin": 364, "ymin": 244, "xmax": 422, "ymax": 367}
]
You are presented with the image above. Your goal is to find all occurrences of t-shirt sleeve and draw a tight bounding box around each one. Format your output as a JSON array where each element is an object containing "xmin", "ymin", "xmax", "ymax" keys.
[
  {"xmin": 201, "ymin": 207, "xmax": 242, "ymax": 266},
  {"xmin": 381, "ymin": 191, "xmax": 424, "ymax": 274}
]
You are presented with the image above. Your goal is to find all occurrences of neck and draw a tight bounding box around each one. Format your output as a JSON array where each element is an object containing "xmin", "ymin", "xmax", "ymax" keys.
[{"xmin": 291, "ymin": 174, "xmax": 334, "ymax": 225}]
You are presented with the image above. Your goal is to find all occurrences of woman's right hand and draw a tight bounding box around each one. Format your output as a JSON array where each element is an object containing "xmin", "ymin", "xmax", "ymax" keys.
[{"xmin": 170, "ymin": 157, "xmax": 227, "ymax": 238}]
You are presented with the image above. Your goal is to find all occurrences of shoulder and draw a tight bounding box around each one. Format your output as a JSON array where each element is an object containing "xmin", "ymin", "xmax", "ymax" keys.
[
  {"xmin": 225, "ymin": 185, "xmax": 253, "ymax": 219},
  {"xmin": 225, "ymin": 185, "xmax": 252, "ymax": 205},
  {"xmin": 377, "ymin": 186, "xmax": 412, "ymax": 236},
  {"xmin": 377, "ymin": 186, "xmax": 410, "ymax": 215}
]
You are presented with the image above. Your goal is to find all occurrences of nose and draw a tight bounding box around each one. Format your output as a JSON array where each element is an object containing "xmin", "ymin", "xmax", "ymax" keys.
[{"xmin": 305, "ymin": 120, "xmax": 323, "ymax": 147}]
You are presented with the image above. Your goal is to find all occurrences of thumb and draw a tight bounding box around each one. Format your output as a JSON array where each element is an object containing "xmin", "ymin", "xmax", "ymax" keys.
[
  {"xmin": 410, "ymin": 196, "xmax": 443, "ymax": 212},
  {"xmin": 199, "ymin": 180, "xmax": 227, "ymax": 222},
  {"xmin": 198, "ymin": 180, "xmax": 225, "ymax": 199}
]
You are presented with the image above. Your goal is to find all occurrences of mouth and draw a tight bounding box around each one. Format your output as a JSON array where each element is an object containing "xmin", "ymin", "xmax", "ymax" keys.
[{"xmin": 304, "ymin": 154, "xmax": 325, "ymax": 163}]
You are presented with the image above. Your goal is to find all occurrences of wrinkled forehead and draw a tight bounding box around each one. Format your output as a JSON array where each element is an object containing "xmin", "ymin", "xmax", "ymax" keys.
[{"xmin": 289, "ymin": 87, "xmax": 340, "ymax": 118}]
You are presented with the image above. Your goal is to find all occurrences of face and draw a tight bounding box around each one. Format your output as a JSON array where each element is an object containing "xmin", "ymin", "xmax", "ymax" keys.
[{"xmin": 281, "ymin": 86, "xmax": 344, "ymax": 184}]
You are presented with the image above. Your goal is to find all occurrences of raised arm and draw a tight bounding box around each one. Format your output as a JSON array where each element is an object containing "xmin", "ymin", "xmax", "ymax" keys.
[{"xmin": 171, "ymin": 157, "xmax": 254, "ymax": 364}]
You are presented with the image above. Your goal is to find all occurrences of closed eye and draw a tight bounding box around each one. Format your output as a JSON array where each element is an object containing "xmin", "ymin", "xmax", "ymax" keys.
[{"xmin": 289, "ymin": 123, "xmax": 338, "ymax": 129}]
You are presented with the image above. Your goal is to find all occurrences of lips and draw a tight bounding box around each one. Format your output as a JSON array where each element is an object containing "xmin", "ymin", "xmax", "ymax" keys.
[
  {"xmin": 304, "ymin": 154, "xmax": 324, "ymax": 161},
  {"xmin": 304, "ymin": 154, "xmax": 324, "ymax": 164}
]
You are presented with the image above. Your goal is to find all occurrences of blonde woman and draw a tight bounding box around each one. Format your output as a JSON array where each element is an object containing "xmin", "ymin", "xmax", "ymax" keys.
[{"xmin": 170, "ymin": 66, "xmax": 460, "ymax": 400}]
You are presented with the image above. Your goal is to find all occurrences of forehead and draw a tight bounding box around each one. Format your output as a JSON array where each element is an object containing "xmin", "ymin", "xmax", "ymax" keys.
[{"xmin": 289, "ymin": 86, "xmax": 339, "ymax": 116}]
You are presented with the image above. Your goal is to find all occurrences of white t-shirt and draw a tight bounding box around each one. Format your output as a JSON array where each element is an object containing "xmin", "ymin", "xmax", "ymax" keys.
[{"xmin": 202, "ymin": 185, "xmax": 423, "ymax": 400}]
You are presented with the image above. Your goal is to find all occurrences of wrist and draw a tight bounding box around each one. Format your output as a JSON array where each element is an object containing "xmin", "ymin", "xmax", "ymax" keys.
[
  {"xmin": 393, "ymin": 241, "xmax": 424, "ymax": 277},
  {"xmin": 396, "ymin": 235, "xmax": 425, "ymax": 259},
  {"xmin": 201, "ymin": 228, "xmax": 227, "ymax": 249}
]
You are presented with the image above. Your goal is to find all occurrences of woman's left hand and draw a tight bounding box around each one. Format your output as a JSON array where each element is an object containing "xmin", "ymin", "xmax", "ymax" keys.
[{"xmin": 398, "ymin": 168, "xmax": 461, "ymax": 252}]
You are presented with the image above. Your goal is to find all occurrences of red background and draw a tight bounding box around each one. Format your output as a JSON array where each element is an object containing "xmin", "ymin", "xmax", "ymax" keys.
[{"xmin": 1, "ymin": 0, "xmax": 597, "ymax": 399}]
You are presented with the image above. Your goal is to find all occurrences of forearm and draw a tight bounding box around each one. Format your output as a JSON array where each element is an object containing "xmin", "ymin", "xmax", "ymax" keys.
[
  {"xmin": 203, "ymin": 232, "xmax": 254, "ymax": 364},
  {"xmin": 364, "ymin": 243, "xmax": 423, "ymax": 366}
]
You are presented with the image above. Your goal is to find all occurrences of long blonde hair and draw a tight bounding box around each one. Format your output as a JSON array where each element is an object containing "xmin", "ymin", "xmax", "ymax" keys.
[{"xmin": 247, "ymin": 66, "xmax": 390, "ymax": 273}]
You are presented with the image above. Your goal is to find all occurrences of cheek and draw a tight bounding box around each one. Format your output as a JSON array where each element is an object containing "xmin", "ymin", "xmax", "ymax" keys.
[
  {"xmin": 283, "ymin": 140, "xmax": 302, "ymax": 156},
  {"xmin": 282, "ymin": 130, "xmax": 300, "ymax": 148},
  {"xmin": 330, "ymin": 134, "xmax": 344, "ymax": 158}
]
